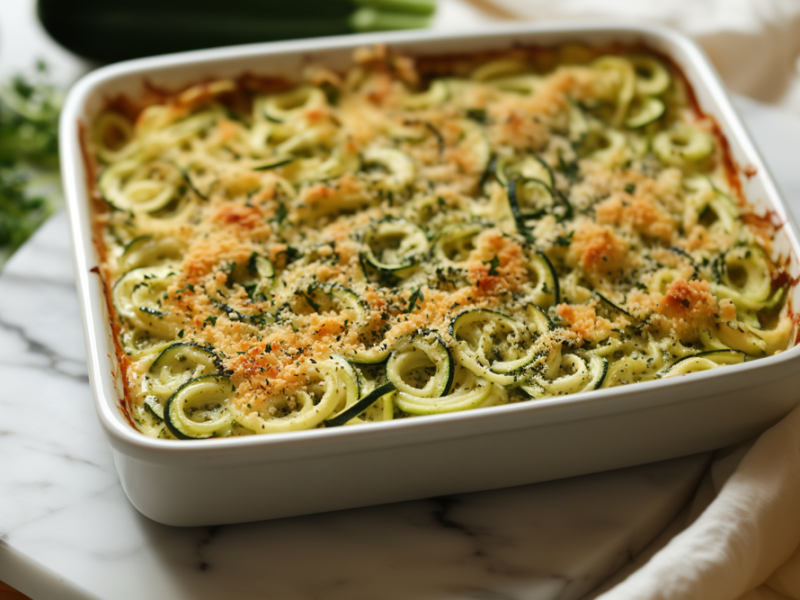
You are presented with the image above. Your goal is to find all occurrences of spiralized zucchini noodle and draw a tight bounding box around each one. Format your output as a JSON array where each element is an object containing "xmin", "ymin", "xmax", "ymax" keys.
[{"xmin": 88, "ymin": 45, "xmax": 796, "ymax": 440}]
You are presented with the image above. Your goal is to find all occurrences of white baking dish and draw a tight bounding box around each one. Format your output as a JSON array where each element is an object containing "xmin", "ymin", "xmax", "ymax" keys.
[{"xmin": 61, "ymin": 23, "xmax": 800, "ymax": 527}]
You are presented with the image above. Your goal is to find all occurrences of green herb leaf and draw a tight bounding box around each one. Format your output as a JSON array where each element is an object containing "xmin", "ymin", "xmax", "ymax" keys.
[
  {"xmin": 483, "ymin": 255, "xmax": 500, "ymax": 276},
  {"xmin": 406, "ymin": 286, "xmax": 425, "ymax": 313},
  {"xmin": 554, "ymin": 231, "xmax": 574, "ymax": 246}
]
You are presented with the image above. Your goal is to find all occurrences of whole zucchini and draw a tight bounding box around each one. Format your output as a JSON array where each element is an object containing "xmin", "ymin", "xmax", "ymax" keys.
[{"xmin": 37, "ymin": 0, "xmax": 436, "ymax": 63}]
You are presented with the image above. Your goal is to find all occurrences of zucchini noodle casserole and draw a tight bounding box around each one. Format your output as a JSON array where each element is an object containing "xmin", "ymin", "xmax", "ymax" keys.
[{"xmin": 88, "ymin": 45, "xmax": 796, "ymax": 440}]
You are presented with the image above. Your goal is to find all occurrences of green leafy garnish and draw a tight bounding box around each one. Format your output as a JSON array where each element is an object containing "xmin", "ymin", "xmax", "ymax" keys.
[
  {"xmin": 483, "ymin": 255, "xmax": 500, "ymax": 276},
  {"xmin": 0, "ymin": 66, "xmax": 62, "ymax": 264}
]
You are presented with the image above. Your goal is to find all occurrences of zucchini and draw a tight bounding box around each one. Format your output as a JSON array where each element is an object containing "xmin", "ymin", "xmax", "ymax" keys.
[
  {"xmin": 346, "ymin": 343, "xmax": 393, "ymax": 365},
  {"xmin": 712, "ymin": 245, "xmax": 772, "ymax": 310},
  {"xmin": 324, "ymin": 381, "xmax": 397, "ymax": 427},
  {"xmin": 298, "ymin": 147, "xmax": 361, "ymax": 182},
  {"xmin": 595, "ymin": 292, "xmax": 634, "ymax": 319},
  {"xmin": 112, "ymin": 265, "xmax": 178, "ymax": 336},
  {"xmin": 144, "ymin": 343, "xmax": 221, "ymax": 418},
  {"xmin": 345, "ymin": 360, "xmax": 395, "ymax": 422},
  {"xmin": 683, "ymin": 175, "xmax": 739, "ymax": 235},
  {"xmin": 386, "ymin": 121, "xmax": 429, "ymax": 142},
  {"xmin": 528, "ymin": 251, "xmax": 560, "ymax": 307},
  {"xmin": 522, "ymin": 354, "xmax": 607, "ymax": 399},
  {"xmin": 713, "ymin": 321, "xmax": 767, "ymax": 356},
  {"xmin": 762, "ymin": 287, "xmax": 785, "ymax": 311},
  {"xmin": 386, "ymin": 331, "xmax": 454, "ymax": 399},
  {"xmin": 242, "ymin": 253, "xmax": 276, "ymax": 302},
  {"xmin": 209, "ymin": 296, "xmax": 273, "ymax": 326},
  {"xmin": 149, "ymin": 342, "xmax": 220, "ymax": 384},
  {"xmin": 164, "ymin": 374, "xmax": 234, "ymax": 439},
  {"xmin": 361, "ymin": 217, "xmax": 428, "ymax": 271},
  {"xmin": 489, "ymin": 75, "xmax": 543, "ymax": 94},
  {"xmin": 296, "ymin": 281, "xmax": 369, "ymax": 324},
  {"xmin": 252, "ymin": 157, "xmax": 295, "ymax": 172},
  {"xmin": 261, "ymin": 86, "xmax": 327, "ymax": 124},
  {"xmin": 592, "ymin": 56, "xmax": 635, "ymax": 127},
  {"xmin": 624, "ymin": 96, "xmax": 665, "ymax": 129},
  {"xmin": 275, "ymin": 128, "xmax": 326, "ymax": 156},
  {"xmin": 431, "ymin": 223, "xmax": 483, "ymax": 268},
  {"xmin": 232, "ymin": 359, "xmax": 346, "ymax": 433},
  {"xmin": 144, "ymin": 395, "xmax": 166, "ymax": 420},
  {"xmin": 580, "ymin": 125, "xmax": 628, "ymax": 164},
  {"xmin": 454, "ymin": 119, "xmax": 492, "ymax": 176},
  {"xmin": 181, "ymin": 176, "xmax": 207, "ymax": 203},
  {"xmin": 493, "ymin": 154, "xmax": 554, "ymax": 188},
  {"xmin": 362, "ymin": 147, "xmax": 416, "ymax": 193},
  {"xmin": 396, "ymin": 367, "xmax": 493, "ymax": 415},
  {"xmin": 660, "ymin": 349, "xmax": 746, "ymax": 377},
  {"xmin": 120, "ymin": 235, "xmax": 183, "ymax": 271},
  {"xmin": 38, "ymin": 0, "xmax": 435, "ymax": 63},
  {"xmin": 653, "ymin": 127, "xmax": 715, "ymax": 165},
  {"xmin": 507, "ymin": 177, "xmax": 572, "ymax": 237},
  {"xmin": 99, "ymin": 160, "xmax": 179, "ymax": 213},
  {"xmin": 449, "ymin": 309, "xmax": 540, "ymax": 386},
  {"xmin": 322, "ymin": 355, "xmax": 361, "ymax": 423},
  {"xmin": 525, "ymin": 303, "xmax": 553, "ymax": 334},
  {"xmin": 403, "ymin": 80, "xmax": 450, "ymax": 110},
  {"xmin": 629, "ymin": 55, "xmax": 671, "ymax": 97},
  {"xmin": 506, "ymin": 177, "xmax": 547, "ymax": 238},
  {"xmin": 92, "ymin": 112, "xmax": 137, "ymax": 163},
  {"xmin": 567, "ymin": 99, "xmax": 590, "ymax": 144},
  {"xmin": 470, "ymin": 58, "xmax": 530, "ymax": 82}
]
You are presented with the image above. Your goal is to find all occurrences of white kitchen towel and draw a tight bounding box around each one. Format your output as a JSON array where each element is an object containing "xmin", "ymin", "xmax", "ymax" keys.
[
  {"xmin": 485, "ymin": 0, "xmax": 800, "ymax": 113},
  {"xmin": 594, "ymin": 403, "xmax": 800, "ymax": 600},
  {"xmin": 471, "ymin": 1, "xmax": 800, "ymax": 598}
]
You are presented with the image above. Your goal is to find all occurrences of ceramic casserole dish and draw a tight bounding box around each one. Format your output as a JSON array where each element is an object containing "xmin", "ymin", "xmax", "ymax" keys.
[{"xmin": 61, "ymin": 23, "xmax": 800, "ymax": 526}]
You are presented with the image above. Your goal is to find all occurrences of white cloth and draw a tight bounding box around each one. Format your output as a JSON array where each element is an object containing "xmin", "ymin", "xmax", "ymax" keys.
[
  {"xmin": 472, "ymin": 1, "xmax": 800, "ymax": 598},
  {"xmin": 595, "ymin": 405, "xmax": 800, "ymax": 600}
]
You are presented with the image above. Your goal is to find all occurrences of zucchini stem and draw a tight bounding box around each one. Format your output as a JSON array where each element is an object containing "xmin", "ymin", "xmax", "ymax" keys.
[
  {"xmin": 350, "ymin": 7, "xmax": 433, "ymax": 32},
  {"xmin": 352, "ymin": 0, "xmax": 437, "ymax": 16}
]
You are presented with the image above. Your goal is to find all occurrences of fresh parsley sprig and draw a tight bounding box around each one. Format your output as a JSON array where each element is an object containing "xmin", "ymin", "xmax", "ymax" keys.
[{"xmin": 0, "ymin": 63, "xmax": 63, "ymax": 264}]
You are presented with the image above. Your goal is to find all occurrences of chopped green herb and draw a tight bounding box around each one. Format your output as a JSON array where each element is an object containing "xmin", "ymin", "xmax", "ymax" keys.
[
  {"xmin": 274, "ymin": 202, "xmax": 288, "ymax": 225},
  {"xmin": 554, "ymin": 231, "xmax": 574, "ymax": 246},
  {"xmin": 465, "ymin": 108, "xmax": 488, "ymax": 123},
  {"xmin": 406, "ymin": 286, "xmax": 425, "ymax": 313},
  {"xmin": 557, "ymin": 154, "xmax": 580, "ymax": 183},
  {"xmin": 483, "ymin": 255, "xmax": 500, "ymax": 276}
]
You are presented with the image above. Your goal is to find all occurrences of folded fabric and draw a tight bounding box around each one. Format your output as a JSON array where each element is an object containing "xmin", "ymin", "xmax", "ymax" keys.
[
  {"xmin": 594, "ymin": 403, "xmax": 800, "ymax": 600},
  {"xmin": 486, "ymin": 0, "xmax": 800, "ymax": 113}
]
